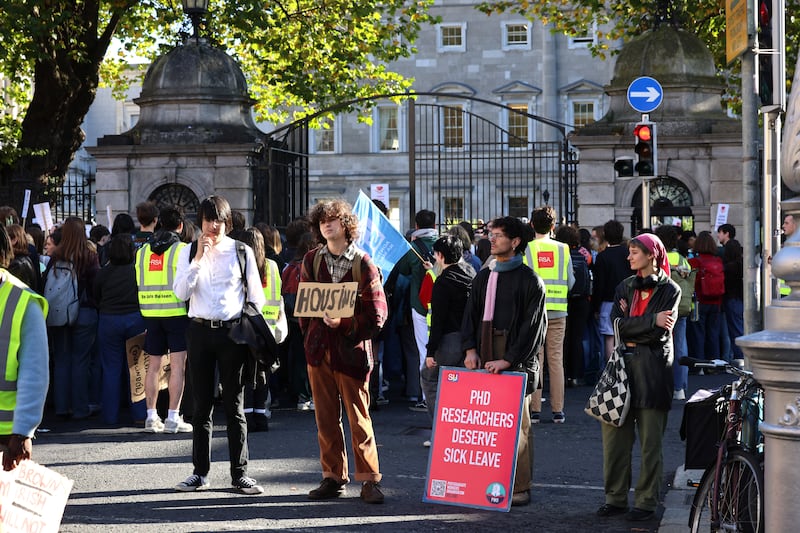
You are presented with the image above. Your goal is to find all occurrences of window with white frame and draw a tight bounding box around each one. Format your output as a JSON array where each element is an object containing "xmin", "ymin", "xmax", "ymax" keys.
[
  {"xmin": 312, "ymin": 116, "xmax": 337, "ymax": 153},
  {"xmin": 442, "ymin": 105, "xmax": 464, "ymax": 149},
  {"xmin": 375, "ymin": 105, "xmax": 401, "ymax": 152},
  {"xmin": 571, "ymin": 101, "xmax": 597, "ymax": 129},
  {"xmin": 568, "ymin": 22, "xmax": 598, "ymax": 48},
  {"xmin": 506, "ymin": 103, "xmax": 530, "ymax": 148},
  {"xmin": 502, "ymin": 22, "xmax": 531, "ymax": 50},
  {"xmin": 437, "ymin": 23, "xmax": 467, "ymax": 53}
]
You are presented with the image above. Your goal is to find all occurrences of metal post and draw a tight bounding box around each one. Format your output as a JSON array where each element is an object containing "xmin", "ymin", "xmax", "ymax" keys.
[
  {"xmin": 742, "ymin": 43, "xmax": 762, "ymax": 333},
  {"xmin": 641, "ymin": 178, "xmax": 650, "ymax": 230},
  {"xmin": 408, "ymin": 98, "xmax": 416, "ymax": 229},
  {"xmin": 761, "ymin": 106, "xmax": 782, "ymax": 308}
]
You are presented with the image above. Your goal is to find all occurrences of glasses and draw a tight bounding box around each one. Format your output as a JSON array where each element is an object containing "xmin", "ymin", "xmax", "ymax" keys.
[{"xmin": 488, "ymin": 232, "xmax": 507, "ymax": 241}]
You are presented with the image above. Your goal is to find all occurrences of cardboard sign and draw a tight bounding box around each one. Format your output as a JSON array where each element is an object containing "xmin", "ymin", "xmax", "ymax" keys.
[
  {"xmin": 293, "ymin": 282, "xmax": 359, "ymax": 318},
  {"xmin": 0, "ymin": 458, "xmax": 74, "ymax": 533},
  {"xmin": 126, "ymin": 333, "xmax": 170, "ymax": 403},
  {"xmin": 424, "ymin": 368, "xmax": 527, "ymax": 512},
  {"xmin": 32, "ymin": 203, "xmax": 54, "ymax": 233}
]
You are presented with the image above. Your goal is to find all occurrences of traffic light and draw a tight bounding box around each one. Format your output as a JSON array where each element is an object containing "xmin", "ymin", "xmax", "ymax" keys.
[
  {"xmin": 634, "ymin": 122, "xmax": 656, "ymax": 177},
  {"xmin": 614, "ymin": 158, "xmax": 634, "ymax": 177},
  {"xmin": 757, "ymin": 0, "xmax": 773, "ymax": 106}
]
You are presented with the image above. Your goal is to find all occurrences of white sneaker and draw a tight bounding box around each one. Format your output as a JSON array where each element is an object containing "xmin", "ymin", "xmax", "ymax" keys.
[
  {"xmin": 297, "ymin": 400, "xmax": 313, "ymax": 411},
  {"xmin": 673, "ymin": 389, "xmax": 686, "ymax": 400},
  {"xmin": 164, "ymin": 416, "xmax": 193, "ymax": 434},
  {"xmin": 144, "ymin": 417, "xmax": 164, "ymax": 433},
  {"xmin": 423, "ymin": 440, "xmax": 431, "ymax": 448}
]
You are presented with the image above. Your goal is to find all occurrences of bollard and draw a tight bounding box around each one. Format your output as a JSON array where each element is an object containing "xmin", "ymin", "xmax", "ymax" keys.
[{"xmin": 736, "ymin": 199, "xmax": 800, "ymax": 532}]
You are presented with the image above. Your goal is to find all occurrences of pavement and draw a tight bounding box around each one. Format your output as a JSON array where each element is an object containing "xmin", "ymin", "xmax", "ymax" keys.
[{"xmin": 28, "ymin": 371, "xmax": 730, "ymax": 532}]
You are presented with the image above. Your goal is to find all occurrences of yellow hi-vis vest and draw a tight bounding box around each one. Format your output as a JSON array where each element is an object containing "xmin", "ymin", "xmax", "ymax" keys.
[
  {"xmin": 0, "ymin": 273, "xmax": 48, "ymax": 434},
  {"xmin": 262, "ymin": 259, "xmax": 282, "ymax": 323},
  {"xmin": 136, "ymin": 241, "xmax": 188, "ymax": 318},
  {"xmin": 423, "ymin": 270, "xmax": 438, "ymax": 336},
  {"xmin": 523, "ymin": 239, "xmax": 569, "ymax": 312}
]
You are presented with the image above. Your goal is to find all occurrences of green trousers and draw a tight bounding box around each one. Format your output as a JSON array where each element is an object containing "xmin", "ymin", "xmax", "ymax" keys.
[{"xmin": 600, "ymin": 407, "xmax": 668, "ymax": 511}]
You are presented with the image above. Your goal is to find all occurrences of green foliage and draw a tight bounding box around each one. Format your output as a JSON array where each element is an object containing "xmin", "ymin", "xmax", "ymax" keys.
[
  {"xmin": 478, "ymin": 0, "xmax": 800, "ymax": 112},
  {"xmin": 0, "ymin": 0, "xmax": 436, "ymax": 170}
]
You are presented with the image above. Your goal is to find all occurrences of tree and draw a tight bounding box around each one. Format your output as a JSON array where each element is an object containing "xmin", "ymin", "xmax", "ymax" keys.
[
  {"xmin": 0, "ymin": 0, "xmax": 435, "ymax": 211},
  {"xmin": 477, "ymin": 0, "xmax": 799, "ymax": 113}
]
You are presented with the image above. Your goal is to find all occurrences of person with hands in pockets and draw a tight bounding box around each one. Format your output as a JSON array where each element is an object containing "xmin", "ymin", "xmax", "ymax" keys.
[
  {"xmin": 172, "ymin": 195, "xmax": 266, "ymax": 495},
  {"xmin": 596, "ymin": 233, "xmax": 680, "ymax": 522}
]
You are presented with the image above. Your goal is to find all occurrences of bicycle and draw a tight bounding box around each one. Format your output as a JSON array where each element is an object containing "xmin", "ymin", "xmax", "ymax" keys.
[{"xmin": 682, "ymin": 357, "xmax": 764, "ymax": 533}]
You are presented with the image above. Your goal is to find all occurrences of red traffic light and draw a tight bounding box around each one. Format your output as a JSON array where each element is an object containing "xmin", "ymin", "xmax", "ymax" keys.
[{"xmin": 634, "ymin": 124, "xmax": 652, "ymax": 141}]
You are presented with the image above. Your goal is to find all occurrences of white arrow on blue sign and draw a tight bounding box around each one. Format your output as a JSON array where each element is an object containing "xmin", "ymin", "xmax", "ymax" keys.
[{"xmin": 627, "ymin": 76, "xmax": 663, "ymax": 113}]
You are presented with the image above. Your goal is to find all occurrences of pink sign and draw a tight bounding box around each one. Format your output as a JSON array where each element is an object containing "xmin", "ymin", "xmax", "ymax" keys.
[{"xmin": 423, "ymin": 368, "xmax": 526, "ymax": 512}]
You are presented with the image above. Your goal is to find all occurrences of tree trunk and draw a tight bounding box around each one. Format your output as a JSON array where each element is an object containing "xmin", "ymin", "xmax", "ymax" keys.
[{"xmin": 0, "ymin": 0, "xmax": 117, "ymax": 221}]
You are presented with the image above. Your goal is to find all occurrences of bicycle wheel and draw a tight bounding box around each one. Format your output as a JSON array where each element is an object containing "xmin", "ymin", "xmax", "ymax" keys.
[{"xmin": 689, "ymin": 449, "xmax": 764, "ymax": 533}]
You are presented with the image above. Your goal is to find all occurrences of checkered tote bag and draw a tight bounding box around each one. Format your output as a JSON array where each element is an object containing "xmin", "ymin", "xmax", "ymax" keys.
[{"xmin": 584, "ymin": 319, "xmax": 631, "ymax": 427}]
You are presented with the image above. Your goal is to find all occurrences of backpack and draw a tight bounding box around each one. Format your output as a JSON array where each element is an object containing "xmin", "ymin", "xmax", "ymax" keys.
[
  {"xmin": 43, "ymin": 260, "xmax": 80, "ymax": 326},
  {"xmin": 698, "ymin": 256, "xmax": 725, "ymax": 298},
  {"xmin": 668, "ymin": 252, "xmax": 696, "ymax": 317},
  {"xmin": 311, "ymin": 248, "xmax": 363, "ymax": 284},
  {"xmin": 568, "ymin": 249, "xmax": 591, "ymax": 298}
]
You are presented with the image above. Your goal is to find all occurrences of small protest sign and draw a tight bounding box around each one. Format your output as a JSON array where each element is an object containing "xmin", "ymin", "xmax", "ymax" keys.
[
  {"xmin": 126, "ymin": 332, "xmax": 169, "ymax": 403},
  {"xmin": 423, "ymin": 368, "xmax": 527, "ymax": 512},
  {"xmin": 0, "ymin": 457, "xmax": 74, "ymax": 533},
  {"xmin": 293, "ymin": 282, "xmax": 359, "ymax": 318}
]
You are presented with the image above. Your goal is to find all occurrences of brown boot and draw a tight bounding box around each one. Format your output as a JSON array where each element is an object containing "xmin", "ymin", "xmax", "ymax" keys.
[{"xmin": 360, "ymin": 481, "xmax": 384, "ymax": 504}]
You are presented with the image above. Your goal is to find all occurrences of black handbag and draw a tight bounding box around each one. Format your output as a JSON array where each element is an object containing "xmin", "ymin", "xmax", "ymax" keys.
[{"xmin": 228, "ymin": 243, "xmax": 280, "ymax": 373}]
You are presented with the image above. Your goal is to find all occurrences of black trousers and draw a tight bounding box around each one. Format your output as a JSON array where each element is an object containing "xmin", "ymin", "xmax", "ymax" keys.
[{"xmin": 186, "ymin": 321, "xmax": 250, "ymax": 481}]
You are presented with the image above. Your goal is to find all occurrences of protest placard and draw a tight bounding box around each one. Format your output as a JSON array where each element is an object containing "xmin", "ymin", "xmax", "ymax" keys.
[
  {"xmin": 0, "ymin": 458, "xmax": 73, "ymax": 533},
  {"xmin": 126, "ymin": 332, "xmax": 169, "ymax": 403},
  {"xmin": 423, "ymin": 368, "xmax": 527, "ymax": 512},
  {"xmin": 293, "ymin": 282, "xmax": 359, "ymax": 318}
]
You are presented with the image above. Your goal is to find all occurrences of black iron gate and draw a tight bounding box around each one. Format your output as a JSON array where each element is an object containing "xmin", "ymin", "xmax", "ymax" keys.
[
  {"xmin": 257, "ymin": 93, "xmax": 578, "ymax": 229},
  {"xmin": 253, "ymin": 123, "xmax": 309, "ymax": 228},
  {"xmin": 409, "ymin": 95, "xmax": 578, "ymax": 229}
]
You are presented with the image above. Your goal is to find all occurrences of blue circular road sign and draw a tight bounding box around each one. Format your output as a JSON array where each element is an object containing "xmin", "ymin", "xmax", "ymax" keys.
[{"xmin": 627, "ymin": 77, "xmax": 663, "ymax": 113}]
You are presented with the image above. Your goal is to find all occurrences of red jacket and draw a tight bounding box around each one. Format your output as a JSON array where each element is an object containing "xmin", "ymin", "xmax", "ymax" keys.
[{"xmin": 298, "ymin": 247, "xmax": 387, "ymax": 381}]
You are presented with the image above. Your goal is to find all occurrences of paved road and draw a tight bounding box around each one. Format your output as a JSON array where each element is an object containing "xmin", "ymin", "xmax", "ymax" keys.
[{"xmin": 33, "ymin": 373, "xmax": 728, "ymax": 532}]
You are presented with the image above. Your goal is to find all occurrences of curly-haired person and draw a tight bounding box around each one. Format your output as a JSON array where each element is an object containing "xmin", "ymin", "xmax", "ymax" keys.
[{"xmin": 300, "ymin": 199, "xmax": 388, "ymax": 504}]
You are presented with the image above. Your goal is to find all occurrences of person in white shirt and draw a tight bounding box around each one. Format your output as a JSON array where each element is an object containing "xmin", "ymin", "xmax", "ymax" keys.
[{"xmin": 172, "ymin": 195, "xmax": 266, "ymax": 495}]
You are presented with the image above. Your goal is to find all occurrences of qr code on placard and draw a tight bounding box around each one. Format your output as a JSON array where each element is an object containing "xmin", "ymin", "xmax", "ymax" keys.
[{"xmin": 430, "ymin": 479, "xmax": 447, "ymax": 498}]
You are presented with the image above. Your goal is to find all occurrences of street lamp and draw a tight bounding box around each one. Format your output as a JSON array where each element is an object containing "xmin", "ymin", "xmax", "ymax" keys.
[{"xmin": 182, "ymin": 0, "xmax": 209, "ymax": 39}]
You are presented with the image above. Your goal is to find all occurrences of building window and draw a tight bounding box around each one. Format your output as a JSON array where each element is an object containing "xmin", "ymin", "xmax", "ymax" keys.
[
  {"xmin": 443, "ymin": 197, "xmax": 464, "ymax": 224},
  {"xmin": 568, "ymin": 22, "xmax": 598, "ymax": 48},
  {"xmin": 442, "ymin": 105, "xmax": 464, "ymax": 149},
  {"xmin": 572, "ymin": 101, "xmax": 596, "ymax": 129},
  {"xmin": 375, "ymin": 105, "xmax": 401, "ymax": 152},
  {"xmin": 312, "ymin": 117, "xmax": 337, "ymax": 153},
  {"xmin": 502, "ymin": 22, "xmax": 531, "ymax": 50},
  {"xmin": 508, "ymin": 197, "xmax": 528, "ymax": 219},
  {"xmin": 506, "ymin": 104, "xmax": 529, "ymax": 148},
  {"xmin": 437, "ymin": 23, "xmax": 467, "ymax": 53}
]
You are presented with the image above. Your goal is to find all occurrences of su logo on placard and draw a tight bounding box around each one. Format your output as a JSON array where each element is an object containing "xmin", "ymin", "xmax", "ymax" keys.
[
  {"xmin": 537, "ymin": 251, "xmax": 555, "ymax": 269},
  {"xmin": 149, "ymin": 254, "xmax": 164, "ymax": 272},
  {"xmin": 447, "ymin": 372, "xmax": 459, "ymax": 382}
]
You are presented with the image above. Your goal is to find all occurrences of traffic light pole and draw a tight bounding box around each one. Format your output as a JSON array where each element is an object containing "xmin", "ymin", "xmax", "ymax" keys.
[
  {"xmin": 762, "ymin": 106, "xmax": 782, "ymax": 309},
  {"xmin": 639, "ymin": 114, "xmax": 655, "ymax": 229}
]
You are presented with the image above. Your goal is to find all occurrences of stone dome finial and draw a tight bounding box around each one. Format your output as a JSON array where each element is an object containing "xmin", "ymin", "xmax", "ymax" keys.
[{"xmin": 130, "ymin": 37, "xmax": 261, "ymax": 145}]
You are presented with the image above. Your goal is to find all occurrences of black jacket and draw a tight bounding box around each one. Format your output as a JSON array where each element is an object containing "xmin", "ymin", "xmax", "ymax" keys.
[
  {"xmin": 611, "ymin": 271, "xmax": 680, "ymax": 411},
  {"xmin": 592, "ymin": 245, "xmax": 635, "ymax": 312},
  {"xmin": 461, "ymin": 261, "xmax": 548, "ymax": 393},
  {"xmin": 427, "ymin": 261, "xmax": 475, "ymax": 360}
]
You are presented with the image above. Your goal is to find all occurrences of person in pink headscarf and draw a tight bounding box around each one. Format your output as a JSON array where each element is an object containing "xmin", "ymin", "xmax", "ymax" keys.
[{"xmin": 596, "ymin": 232, "xmax": 681, "ymax": 523}]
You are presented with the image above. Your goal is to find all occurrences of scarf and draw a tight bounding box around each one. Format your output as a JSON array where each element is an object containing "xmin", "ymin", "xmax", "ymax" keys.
[{"xmin": 631, "ymin": 234, "xmax": 670, "ymax": 277}]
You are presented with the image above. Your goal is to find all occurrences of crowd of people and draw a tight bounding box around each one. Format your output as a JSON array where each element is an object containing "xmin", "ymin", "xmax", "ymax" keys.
[{"xmin": 0, "ymin": 198, "xmax": 797, "ymax": 516}]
